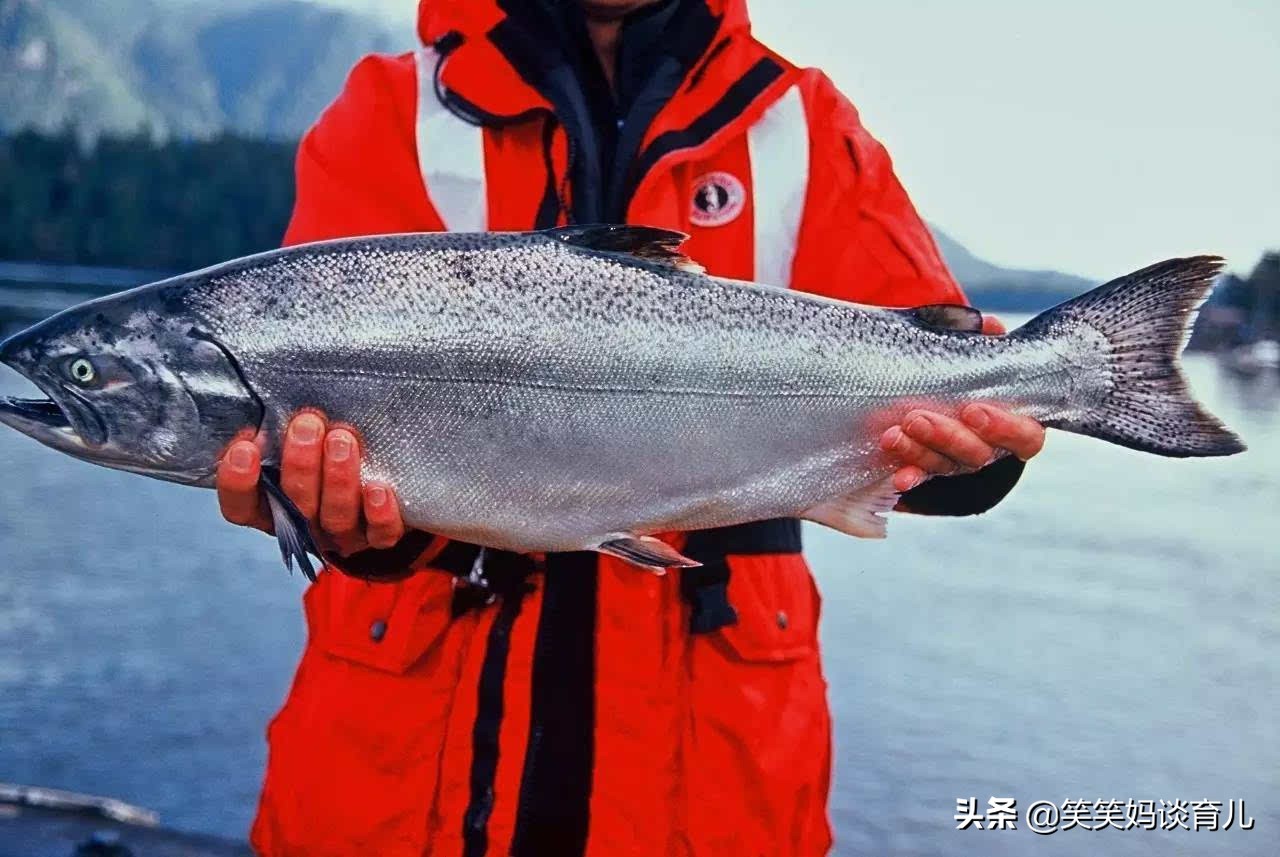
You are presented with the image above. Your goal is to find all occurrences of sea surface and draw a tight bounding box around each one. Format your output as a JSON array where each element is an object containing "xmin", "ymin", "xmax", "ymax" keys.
[{"xmin": 0, "ymin": 297, "xmax": 1276, "ymax": 855}]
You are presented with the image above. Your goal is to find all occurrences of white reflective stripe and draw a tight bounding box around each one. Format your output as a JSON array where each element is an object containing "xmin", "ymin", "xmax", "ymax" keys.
[
  {"xmin": 414, "ymin": 47, "xmax": 488, "ymax": 232},
  {"xmin": 747, "ymin": 85, "xmax": 809, "ymax": 287}
]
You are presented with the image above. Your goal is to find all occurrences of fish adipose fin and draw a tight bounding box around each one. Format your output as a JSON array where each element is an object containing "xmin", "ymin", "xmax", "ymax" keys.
[
  {"xmin": 260, "ymin": 466, "xmax": 323, "ymax": 581},
  {"xmin": 802, "ymin": 476, "xmax": 901, "ymax": 539},
  {"xmin": 1022, "ymin": 255, "xmax": 1246, "ymax": 457},
  {"xmin": 596, "ymin": 534, "xmax": 702, "ymax": 572},
  {"xmin": 548, "ymin": 224, "xmax": 705, "ymax": 273},
  {"xmin": 898, "ymin": 304, "xmax": 984, "ymax": 333}
]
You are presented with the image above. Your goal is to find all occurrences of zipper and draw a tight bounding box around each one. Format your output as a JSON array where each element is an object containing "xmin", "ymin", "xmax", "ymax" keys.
[
  {"xmin": 621, "ymin": 56, "xmax": 789, "ymax": 215},
  {"xmin": 460, "ymin": 569, "xmax": 529, "ymax": 857}
]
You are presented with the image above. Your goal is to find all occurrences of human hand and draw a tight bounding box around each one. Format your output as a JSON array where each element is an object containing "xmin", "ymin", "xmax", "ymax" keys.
[
  {"xmin": 879, "ymin": 314, "xmax": 1046, "ymax": 492},
  {"xmin": 216, "ymin": 411, "xmax": 406, "ymax": 555}
]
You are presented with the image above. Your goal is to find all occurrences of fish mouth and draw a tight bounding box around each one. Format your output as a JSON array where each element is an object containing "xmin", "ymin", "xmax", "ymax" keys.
[
  {"xmin": 0, "ymin": 352, "xmax": 100, "ymax": 449},
  {"xmin": 0, "ymin": 384, "xmax": 107, "ymax": 448},
  {"xmin": 1, "ymin": 321, "xmax": 108, "ymax": 447},
  {"xmin": 0, "ymin": 395, "xmax": 72, "ymax": 429},
  {"xmin": 0, "ymin": 391, "xmax": 88, "ymax": 452}
]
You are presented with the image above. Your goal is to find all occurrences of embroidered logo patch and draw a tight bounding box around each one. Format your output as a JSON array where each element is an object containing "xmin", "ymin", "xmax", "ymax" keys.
[{"xmin": 689, "ymin": 171, "xmax": 745, "ymax": 227}]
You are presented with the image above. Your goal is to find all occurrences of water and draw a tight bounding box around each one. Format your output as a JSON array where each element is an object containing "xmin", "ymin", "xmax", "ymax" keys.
[{"xmin": 0, "ymin": 316, "xmax": 1276, "ymax": 854}]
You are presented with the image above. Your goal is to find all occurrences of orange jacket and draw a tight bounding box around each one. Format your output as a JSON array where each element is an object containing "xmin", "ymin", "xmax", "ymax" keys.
[{"xmin": 252, "ymin": 2, "xmax": 994, "ymax": 855}]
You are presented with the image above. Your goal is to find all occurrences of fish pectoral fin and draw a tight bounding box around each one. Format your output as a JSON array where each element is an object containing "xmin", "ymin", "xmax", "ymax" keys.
[
  {"xmin": 547, "ymin": 225, "xmax": 705, "ymax": 273},
  {"xmin": 595, "ymin": 534, "xmax": 701, "ymax": 574},
  {"xmin": 260, "ymin": 466, "xmax": 323, "ymax": 582},
  {"xmin": 802, "ymin": 477, "xmax": 901, "ymax": 539},
  {"xmin": 898, "ymin": 303, "xmax": 984, "ymax": 333}
]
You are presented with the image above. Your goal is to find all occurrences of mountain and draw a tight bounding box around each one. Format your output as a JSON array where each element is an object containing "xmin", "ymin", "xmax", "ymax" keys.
[
  {"xmin": 929, "ymin": 226, "xmax": 1096, "ymax": 312},
  {"xmin": 0, "ymin": 0, "xmax": 409, "ymax": 140}
]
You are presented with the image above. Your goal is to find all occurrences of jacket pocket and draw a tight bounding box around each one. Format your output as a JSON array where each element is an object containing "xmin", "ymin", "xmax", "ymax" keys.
[
  {"xmin": 306, "ymin": 567, "xmax": 455, "ymax": 673},
  {"xmin": 685, "ymin": 553, "xmax": 833, "ymax": 857},
  {"xmin": 256, "ymin": 570, "xmax": 464, "ymax": 856},
  {"xmin": 292, "ymin": 567, "xmax": 462, "ymax": 770},
  {"xmin": 713, "ymin": 553, "xmax": 820, "ymax": 662}
]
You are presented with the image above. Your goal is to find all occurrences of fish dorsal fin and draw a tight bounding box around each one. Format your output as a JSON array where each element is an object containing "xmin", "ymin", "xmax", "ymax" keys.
[
  {"xmin": 900, "ymin": 304, "xmax": 984, "ymax": 333},
  {"xmin": 547, "ymin": 224, "xmax": 705, "ymax": 273}
]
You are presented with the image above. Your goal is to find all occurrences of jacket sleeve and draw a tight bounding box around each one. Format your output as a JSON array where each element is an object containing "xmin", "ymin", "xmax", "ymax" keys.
[
  {"xmin": 282, "ymin": 53, "xmax": 449, "ymax": 574},
  {"xmin": 790, "ymin": 70, "xmax": 1024, "ymax": 516}
]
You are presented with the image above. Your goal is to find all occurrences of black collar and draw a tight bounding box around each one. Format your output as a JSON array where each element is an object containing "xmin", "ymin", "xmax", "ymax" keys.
[{"xmin": 491, "ymin": 0, "xmax": 719, "ymax": 222}]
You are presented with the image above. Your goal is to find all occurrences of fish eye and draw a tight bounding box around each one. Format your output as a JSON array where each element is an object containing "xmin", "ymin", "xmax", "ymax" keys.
[{"xmin": 68, "ymin": 357, "xmax": 97, "ymax": 385}]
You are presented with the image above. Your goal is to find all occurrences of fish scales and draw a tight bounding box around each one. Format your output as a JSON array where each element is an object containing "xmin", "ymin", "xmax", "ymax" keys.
[
  {"xmin": 0, "ymin": 226, "xmax": 1244, "ymax": 571},
  {"xmin": 181, "ymin": 233, "xmax": 1062, "ymax": 550}
]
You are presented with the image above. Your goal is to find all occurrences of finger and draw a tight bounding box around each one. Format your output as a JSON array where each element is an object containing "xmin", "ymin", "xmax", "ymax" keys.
[
  {"xmin": 363, "ymin": 483, "xmax": 406, "ymax": 550},
  {"xmin": 281, "ymin": 412, "xmax": 326, "ymax": 519},
  {"xmin": 961, "ymin": 404, "xmax": 1046, "ymax": 461},
  {"xmin": 319, "ymin": 428, "xmax": 362, "ymax": 538},
  {"xmin": 879, "ymin": 424, "xmax": 961, "ymax": 476},
  {"xmin": 892, "ymin": 464, "xmax": 928, "ymax": 494},
  {"xmin": 217, "ymin": 440, "xmax": 266, "ymax": 527},
  {"xmin": 900, "ymin": 410, "xmax": 996, "ymax": 470},
  {"xmin": 981, "ymin": 314, "xmax": 1007, "ymax": 335}
]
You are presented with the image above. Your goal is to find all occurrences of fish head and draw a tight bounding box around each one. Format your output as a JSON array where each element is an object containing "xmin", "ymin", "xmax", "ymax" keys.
[{"xmin": 0, "ymin": 293, "xmax": 261, "ymax": 485}]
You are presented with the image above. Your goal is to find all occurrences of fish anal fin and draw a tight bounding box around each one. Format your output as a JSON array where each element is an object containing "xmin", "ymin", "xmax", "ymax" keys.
[
  {"xmin": 901, "ymin": 303, "xmax": 984, "ymax": 333},
  {"xmin": 548, "ymin": 225, "xmax": 704, "ymax": 273},
  {"xmin": 260, "ymin": 466, "xmax": 322, "ymax": 581},
  {"xmin": 595, "ymin": 534, "xmax": 701, "ymax": 573},
  {"xmin": 802, "ymin": 477, "xmax": 901, "ymax": 539}
]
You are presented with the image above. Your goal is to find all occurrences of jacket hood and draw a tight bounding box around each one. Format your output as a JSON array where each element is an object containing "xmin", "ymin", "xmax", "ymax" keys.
[
  {"xmin": 417, "ymin": 0, "xmax": 752, "ymax": 48},
  {"xmin": 414, "ymin": 0, "xmax": 758, "ymax": 119}
]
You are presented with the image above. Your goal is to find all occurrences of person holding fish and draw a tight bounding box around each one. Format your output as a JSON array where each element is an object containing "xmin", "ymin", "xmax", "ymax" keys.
[
  {"xmin": 0, "ymin": 0, "xmax": 1238, "ymax": 852},
  {"xmin": 218, "ymin": 0, "xmax": 1050, "ymax": 854}
]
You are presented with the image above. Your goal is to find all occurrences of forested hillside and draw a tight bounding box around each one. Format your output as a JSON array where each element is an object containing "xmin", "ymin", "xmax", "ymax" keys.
[{"xmin": 0, "ymin": 129, "xmax": 295, "ymax": 270}]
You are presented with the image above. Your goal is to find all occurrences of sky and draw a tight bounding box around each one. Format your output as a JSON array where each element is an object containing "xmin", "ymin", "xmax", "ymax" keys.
[{"xmin": 320, "ymin": 0, "xmax": 1278, "ymax": 280}]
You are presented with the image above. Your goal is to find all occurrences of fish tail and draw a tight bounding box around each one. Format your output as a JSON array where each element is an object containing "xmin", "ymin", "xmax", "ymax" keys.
[{"xmin": 1021, "ymin": 255, "xmax": 1245, "ymax": 457}]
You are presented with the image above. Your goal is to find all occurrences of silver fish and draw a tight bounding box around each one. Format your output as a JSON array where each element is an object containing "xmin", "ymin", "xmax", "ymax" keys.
[{"xmin": 0, "ymin": 225, "xmax": 1245, "ymax": 574}]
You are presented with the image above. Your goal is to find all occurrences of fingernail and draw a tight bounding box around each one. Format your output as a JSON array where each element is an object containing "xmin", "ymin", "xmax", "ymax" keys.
[
  {"xmin": 905, "ymin": 414, "xmax": 931, "ymax": 436},
  {"xmin": 290, "ymin": 416, "xmax": 321, "ymax": 444},
  {"xmin": 327, "ymin": 432, "xmax": 351, "ymax": 462},
  {"xmin": 228, "ymin": 444, "xmax": 254, "ymax": 472},
  {"xmin": 962, "ymin": 406, "xmax": 989, "ymax": 431},
  {"xmin": 883, "ymin": 426, "xmax": 903, "ymax": 451},
  {"xmin": 367, "ymin": 486, "xmax": 387, "ymax": 508},
  {"xmin": 907, "ymin": 473, "xmax": 926, "ymax": 491}
]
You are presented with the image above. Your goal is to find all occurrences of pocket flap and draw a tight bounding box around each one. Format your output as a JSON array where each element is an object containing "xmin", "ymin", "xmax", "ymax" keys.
[
  {"xmin": 305, "ymin": 568, "xmax": 456, "ymax": 674},
  {"xmin": 714, "ymin": 554, "xmax": 819, "ymax": 663}
]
